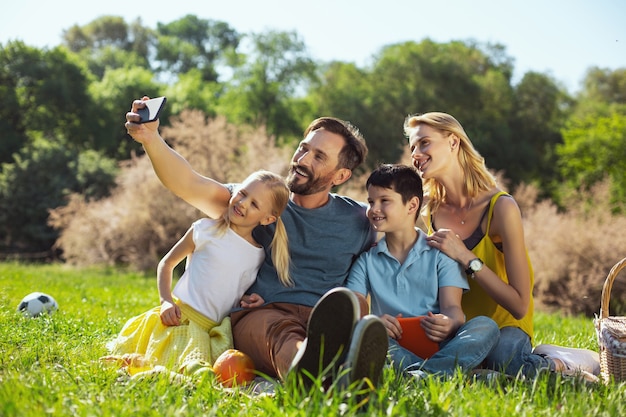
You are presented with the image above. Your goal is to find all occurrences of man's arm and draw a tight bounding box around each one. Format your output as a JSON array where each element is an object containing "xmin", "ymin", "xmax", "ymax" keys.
[{"xmin": 125, "ymin": 97, "xmax": 231, "ymax": 218}]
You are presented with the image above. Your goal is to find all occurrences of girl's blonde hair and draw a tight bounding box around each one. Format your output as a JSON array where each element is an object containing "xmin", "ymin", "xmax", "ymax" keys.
[
  {"xmin": 403, "ymin": 112, "xmax": 496, "ymax": 215},
  {"xmin": 214, "ymin": 170, "xmax": 292, "ymax": 286}
]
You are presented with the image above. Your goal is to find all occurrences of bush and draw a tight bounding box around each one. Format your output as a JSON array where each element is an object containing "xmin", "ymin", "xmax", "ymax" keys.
[
  {"xmin": 520, "ymin": 180, "xmax": 626, "ymax": 316},
  {"xmin": 0, "ymin": 136, "xmax": 114, "ymax": 255},
  {"xmin": 50, "ymin": 111, "xmax": 289, "ymax": 271}
]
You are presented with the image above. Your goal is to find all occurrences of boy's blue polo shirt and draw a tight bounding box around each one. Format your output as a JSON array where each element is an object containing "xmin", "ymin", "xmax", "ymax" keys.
[{"xmin": 346, "ymin": 229, "xmax": 467, "ymax": 317}]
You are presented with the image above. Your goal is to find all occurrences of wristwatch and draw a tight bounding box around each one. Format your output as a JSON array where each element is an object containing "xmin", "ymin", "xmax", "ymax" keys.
[{"xmin": 465, "ymin": 258, "xmax": 484, "ymax": 279}]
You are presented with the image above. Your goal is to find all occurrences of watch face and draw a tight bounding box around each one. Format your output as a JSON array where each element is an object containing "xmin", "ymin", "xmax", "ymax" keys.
[{"xmin": 470, "ymin": 259, "xmax": 482, "ymax": 271}]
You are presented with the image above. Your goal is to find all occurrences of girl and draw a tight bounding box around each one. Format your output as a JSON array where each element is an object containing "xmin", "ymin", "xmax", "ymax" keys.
[
  {"xmin": 403, "ymin": 112, "xmax": 599, "ymax": 378},
  {"xmin": 103, "ymin": 170, "xmax": 290, "ymax": 376}
]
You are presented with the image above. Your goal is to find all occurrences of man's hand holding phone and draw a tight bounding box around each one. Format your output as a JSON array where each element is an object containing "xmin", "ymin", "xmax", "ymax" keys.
[{"xmin": 125, "ymin": 96, "xmax": 166, "ymax": 145}]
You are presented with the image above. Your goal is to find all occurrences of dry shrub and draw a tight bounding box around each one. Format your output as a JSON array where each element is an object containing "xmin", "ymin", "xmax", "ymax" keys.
[
  {"xmin": 520, "ymin": 180, "xmax": 626, "ymax": 316},
  {"xmin": 50, "ymin": 111, "xmax": 289, "ymax": 271},
  {"xmin": 162, "ymin": 110, "xmax": 290, "ymax": 183}
]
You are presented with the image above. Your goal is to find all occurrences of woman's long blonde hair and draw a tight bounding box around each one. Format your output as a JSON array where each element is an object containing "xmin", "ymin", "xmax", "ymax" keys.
[
  {"xmin": 214, "ymin": 170, "xmax": 292, "ymax": 286},
  {"xmin": 403, "ymin": 112, "xmax": 496, "ymax": 215}
]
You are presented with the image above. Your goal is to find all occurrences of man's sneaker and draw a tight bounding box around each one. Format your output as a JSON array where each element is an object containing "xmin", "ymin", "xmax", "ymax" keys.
[
  {"xmin": 288, "ymin": 287, "xmax": 360, "ymax": 385},
  {"xmin": 338, "ymin": 314, "xmax": 388, "ymax": 389},
  {"xmin": 533, "ymin": 344, "xmax": 601, "ymax": 375}
]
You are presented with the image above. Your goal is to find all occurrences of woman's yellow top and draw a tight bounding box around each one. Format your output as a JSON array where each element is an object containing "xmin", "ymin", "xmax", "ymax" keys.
[{"xmin": 427, "ymin": 191, "xmax": 534, "ymax": 339}]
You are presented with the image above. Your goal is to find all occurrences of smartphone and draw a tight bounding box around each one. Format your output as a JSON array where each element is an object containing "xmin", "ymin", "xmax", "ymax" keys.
[{"xmin": 137, "ymin": 96, "xmax": 167, "ymax": 124}]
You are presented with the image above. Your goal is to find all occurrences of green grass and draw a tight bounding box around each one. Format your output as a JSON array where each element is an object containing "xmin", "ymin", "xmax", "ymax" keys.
[{"xmin": 1, "ymin": 261, "xmax": 624, "ymax": 416}]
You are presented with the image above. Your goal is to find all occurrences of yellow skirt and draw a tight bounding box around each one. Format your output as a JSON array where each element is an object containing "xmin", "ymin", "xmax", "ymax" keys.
[{"xmin": 107, "ymin": 302, "xmax": 233, "ymax": 374}]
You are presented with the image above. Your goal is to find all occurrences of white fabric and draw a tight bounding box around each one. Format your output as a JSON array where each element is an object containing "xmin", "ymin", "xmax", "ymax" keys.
[{"xmin": 173, "ymin": 218, "xmax": 264, "ymax": 322}]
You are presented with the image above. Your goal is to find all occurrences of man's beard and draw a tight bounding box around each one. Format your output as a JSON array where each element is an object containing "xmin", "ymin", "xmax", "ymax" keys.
[{"xmin": 286, "ymin": 164, "xmax": 334, "ymax": 196}]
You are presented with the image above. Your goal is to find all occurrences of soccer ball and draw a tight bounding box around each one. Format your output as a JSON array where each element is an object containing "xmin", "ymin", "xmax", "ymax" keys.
[{"xmin": 17, "ymin": 292, "xmax": 59, "ymax": 318}]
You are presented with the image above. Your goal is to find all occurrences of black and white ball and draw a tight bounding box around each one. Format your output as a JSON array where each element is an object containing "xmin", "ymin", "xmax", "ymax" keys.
[{"xmin": 17, "ymin": 292, "xmax": 59, "ymax": 318}]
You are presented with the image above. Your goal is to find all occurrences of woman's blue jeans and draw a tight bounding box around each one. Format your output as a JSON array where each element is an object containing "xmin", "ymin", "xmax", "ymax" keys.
[{"xmin": 484, "ymin": 326, "xmax": 553, "ymax": 377}]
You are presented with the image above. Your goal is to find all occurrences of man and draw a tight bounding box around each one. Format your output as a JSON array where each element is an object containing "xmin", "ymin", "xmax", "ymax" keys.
[{"xmin": 125, "ymin": 97, "xmax": 387, "ymax": 388}]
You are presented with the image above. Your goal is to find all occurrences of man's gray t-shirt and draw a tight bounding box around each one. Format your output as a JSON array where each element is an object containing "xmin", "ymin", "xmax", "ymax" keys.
[{"xmin": 250, "ymin": 193, "xmax": 375, "ymax": 307}]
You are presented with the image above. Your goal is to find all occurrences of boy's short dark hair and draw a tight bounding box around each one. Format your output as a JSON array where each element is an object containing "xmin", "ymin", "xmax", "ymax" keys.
[{"xmin": 366, "ymin": 164, "xmax": 423, "ymax": 212}]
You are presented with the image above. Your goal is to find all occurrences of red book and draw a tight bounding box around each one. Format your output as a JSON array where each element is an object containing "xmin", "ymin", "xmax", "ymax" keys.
[{"xmin": 397, "ymin": 316, "xmax": 440, "ymax": 359}]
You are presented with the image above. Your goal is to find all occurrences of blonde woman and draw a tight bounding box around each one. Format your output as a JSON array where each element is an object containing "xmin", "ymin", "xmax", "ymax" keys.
[{"xmin": 404, "ymin": 112, "xmax": 599, "ymax": 378}]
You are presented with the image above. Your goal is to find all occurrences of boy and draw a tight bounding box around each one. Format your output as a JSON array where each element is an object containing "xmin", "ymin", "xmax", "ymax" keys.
[{"xmin": 346, "ymin": 164, "xmax": 499, "ymax": 378}]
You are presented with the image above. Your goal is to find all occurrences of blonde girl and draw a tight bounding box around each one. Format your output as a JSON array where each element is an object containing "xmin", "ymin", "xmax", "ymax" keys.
[{"xmin": 103, "ymin": 170, "xmax": 290, "ymax": 376}]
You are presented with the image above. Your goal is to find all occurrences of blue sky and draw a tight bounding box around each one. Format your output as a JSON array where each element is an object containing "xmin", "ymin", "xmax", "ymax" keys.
[{"xmin": 2, "ymin": 0, "xmax": 624, "ymax": 93}]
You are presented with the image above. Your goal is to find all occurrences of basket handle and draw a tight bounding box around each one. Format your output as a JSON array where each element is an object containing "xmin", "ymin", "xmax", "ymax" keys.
[{"xmin": 600, "ymin": 256, "xmax": 626, "ymax": 319}]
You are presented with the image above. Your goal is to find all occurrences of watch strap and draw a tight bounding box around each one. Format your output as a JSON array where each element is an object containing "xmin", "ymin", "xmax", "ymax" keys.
[{"xmin": 465, "ymin": 258, "xmax": 482, "ymax": 277}]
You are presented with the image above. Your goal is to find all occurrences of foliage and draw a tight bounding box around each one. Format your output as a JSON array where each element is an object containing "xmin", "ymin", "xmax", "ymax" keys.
[
  {"xmin": 1, "ymin": 262, "xmax": 624, "ymax": 417},
  {"xmin": 557, "ymin": 105, "xmax": 626, "ymax": 207},
  {"xmin": 72, "ymin": 149, "xmax": 119, "ymax": 201},
  {"xmin": 308, "ymin": 61, "xmax": 375, "ymax": 170},
  {"xmin": 88, "ymin": 66, "xmax": 165, "ymax": 159},
  {"xmin": 508, "ymin": 72, "xmax": 572, "ymax": 189},
  {"xmin": 155, "ymin": 15, "xmax": 240, "ymax": 82},
  {"xmin": 0, "ymin": 41, "xmax": 95, "ymax": 162},
  {"xmin": 314, "ymin": 39, "xmax": 520, "ymax": 169},
  {"xmin": 580, "ymin": 67, "xmax": 626, "ymax": 106},
  {"xmin": 62, "ymin": 15, "xmax": 153, "ymax": 76},
  {"xmin": 163, "ymin": 69, "xmax": 223, "ymax": 116},
  {"xmin": 218, "ymin": 30, "xmax": 317, "ymax": 142},
  {"xmin": 0, "ymin": 136, "xmax": 117, "ymax": 253}
]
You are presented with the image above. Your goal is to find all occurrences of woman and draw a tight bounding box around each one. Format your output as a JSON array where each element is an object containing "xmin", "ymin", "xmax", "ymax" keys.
[{"xmin": 403, "ymin": 112, "xmax": 599, "ymax": 378}]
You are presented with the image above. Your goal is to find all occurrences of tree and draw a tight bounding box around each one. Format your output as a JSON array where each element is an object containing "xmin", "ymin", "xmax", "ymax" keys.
[
  {"xmin": 581, "ymin": 67, "xmax": 626, "ymax": 105},
  {"xmin": 307, "ymin": 61, "xmax": 380, "ymax": 169},
  {"xmin": 163, "ymin": 69, "xmax": 223, "ymax": 117},
  {"xmin": 218, "ymin": 30, "xmax": 317, "ymax": 142},
  {"xmin": 508, "ymin": 72, "xmax": 572, "ymax": 189},
  {"xmin": 62, "ymin": 16, "xmax": 152, "ymax": 78},
  {"xmin": 0, "ymin": 55, "xmax": 23, "ymax": 164},
  {"xmin": 88, "ymin": 66, "xmax": 165, "ymax": 159},
  {"xmin": 0, "ymin": 136, "xmax": 116, "ymax": 252},
  {"xmin": 557, "ymin": 105, "xmax": 626, "ymax": 207},
  {"xmin": 63, "ymin": 16, "xmax": 152, "ymax": 57},
  {"xmin": 0, "ymin": 41, "xmax": 95, "ymax": 158},
  {"xmin": 155, "ymin": 15, "xmax": 239, "ymax": 82},
  {"xmin": 311, "ymin": 39, "xmax": 517, "ymax": 169}
]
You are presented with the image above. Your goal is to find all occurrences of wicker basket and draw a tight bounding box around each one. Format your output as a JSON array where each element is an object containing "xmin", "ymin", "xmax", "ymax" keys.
[{"xmin": 595, "ymin": 257, "xmax": 626, "ymax": 383}]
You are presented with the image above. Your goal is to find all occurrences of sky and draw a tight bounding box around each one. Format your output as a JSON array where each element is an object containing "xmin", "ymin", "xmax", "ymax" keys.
[{"xmin": 1, "ymin": 0, "xmax": 624, "ymax": 93}]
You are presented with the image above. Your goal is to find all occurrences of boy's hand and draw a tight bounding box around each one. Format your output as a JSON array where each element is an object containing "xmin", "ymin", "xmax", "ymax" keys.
[
  {"xmin": 380, "ymin": 313, "xmax": 403, "ymax": 339},
  {"xmin": 421, "ymin": 311, "xmax": 454, "ymax": 342}
]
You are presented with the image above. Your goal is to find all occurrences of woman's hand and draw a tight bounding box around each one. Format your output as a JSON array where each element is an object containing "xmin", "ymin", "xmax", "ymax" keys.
[
  {"xmin": 426, "ymin": 229, "xmax": 473, "ymax": 266},
  {"xmin": 159, "ymin": 300, "xmax": 181, "ymax": 326},
  {"xmin": 240, "ymin": 293, "xmax": 265, "ymax": 309}
]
